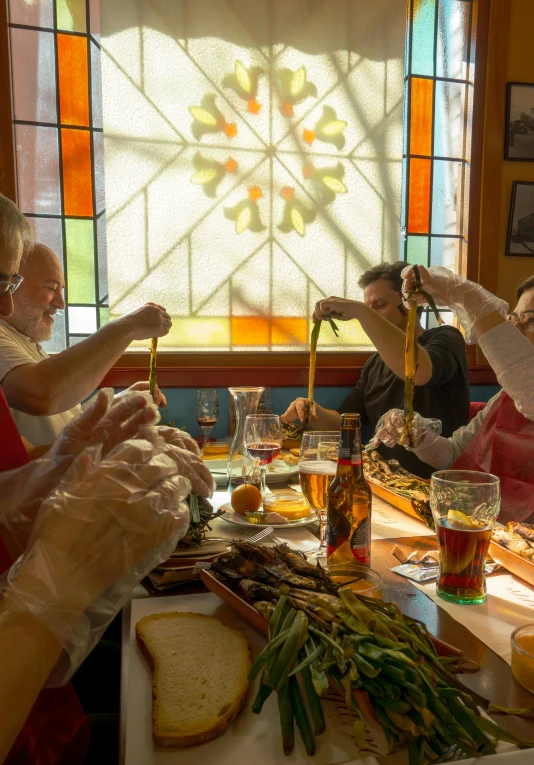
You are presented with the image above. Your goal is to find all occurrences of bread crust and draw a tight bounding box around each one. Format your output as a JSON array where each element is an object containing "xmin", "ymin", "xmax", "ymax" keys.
[{"xmin": 136, "ymin": 612, "xmax": 250, "ymax": 749}]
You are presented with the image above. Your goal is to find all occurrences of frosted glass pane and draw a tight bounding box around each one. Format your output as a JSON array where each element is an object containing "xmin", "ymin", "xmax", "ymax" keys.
[
  {"xmin": 101, "ymin": 0, "xmax": 405, "ymax": 351},
  {"xmin": 69, "ymin": 335, "xmax": 90, "ymax": 346},
  {"xmin": 9, "ymin": 0, "xmax": 53, "ymax": 28},
  {"xmin": 407, "ymin": 235, "xmax": 428, "ymax": 268},
  {"xmin": 90, "ymin": 0, "xmax": 100, "ymax": 41},
  {"xmin": 430, "ymin": 235, "xmax": 459, "ymax": 271},
  {"xmin": 65, "ymin": 219, "xmax": 96, "ymax": 303},
  {"xmin": 91, "ymin": 41, "xmax": 103, "ymax": 128},
  {"xmin": 97, "ymin": 214, "xmax": 108, "ymax": 300},
  {"xmin": 410, "ymin": 0, "xmax": 435, "ymax": 77},
  {"xmin": 41, "ymin": 310, "xmax": 67, "ymax": 353},
  {"xmin": 431, "ymin": 159, "xmax": 462, "ymax": 236},
  {"xmin": 436, "ymin": 0, "xmax": 469, "ymax": 81},
  {"xmin": 68, "ymin": 306, "xmax": 97, "ymax": 333},
  {"xmin": 93, "ymin": 132, "xmax": 105, "ymax": 213},
  {"xmin": 11, "ymin": 29, "xmax": 57, "ymax": 123},
  {"xmin": 56, "ymin": 0, "xmax": 86, "ymax": 32},
  {"xmin": 434, "ymin": 81, "xmax": 466, "ymax": 159},
  {"xmin": 27, "ymin": 217, "xmax": 64, "ymax": 265},
  {"xmin": 15, "ymin": 125, "xmax": 61, "ymax": 215},
  {"xmin": 99, "ymin": 306, "xmax": 109, "ymax": 326}
]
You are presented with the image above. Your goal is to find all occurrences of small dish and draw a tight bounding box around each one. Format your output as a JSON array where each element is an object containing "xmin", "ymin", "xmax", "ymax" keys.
[
  {"xmin": 245, "ymin": 511, "xmax": 268, "ymax": 524},
  {"xmin": 262, "ymin": 491, "xmax": 310, "ymax": 520},
  {"xmin": 219, "ymin": 504, "xmax": 317, "ymax": 529},
  {"xmin": 511, "ymin": 623, "xmax": 534, "ymax": 693},
  {"xmin": 327, "ymin": 564, "xmax": 384, "ymax": 599}
]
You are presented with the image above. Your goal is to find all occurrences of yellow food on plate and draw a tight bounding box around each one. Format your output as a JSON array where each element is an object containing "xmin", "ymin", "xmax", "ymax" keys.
[
  {"xmin": 283, "ymin": 453, "xmax": 299, "ymax": 465},
  {"xmin": 202, "ymin": 442, "xmax": 230, "ymax": 460},
  {"xmin": 136, "ymin": 612, "xmax": 250, "ymax": 748},
  {"xmin": 290, "ymin": 448, "xmax": 301, "ymax": 457},
  {"xmin": 231, "ymin": 483, "xmax": 262, "ymax": 515}
]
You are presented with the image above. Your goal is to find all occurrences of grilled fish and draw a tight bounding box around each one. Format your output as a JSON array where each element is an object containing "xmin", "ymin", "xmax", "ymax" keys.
[{"xmin": 507, "ymin": 522, "xmax": 534, "ymax": 544}]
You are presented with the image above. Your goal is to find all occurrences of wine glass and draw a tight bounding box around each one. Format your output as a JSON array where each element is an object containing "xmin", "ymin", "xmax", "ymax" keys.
[
  {"xmin": 244, "ymin": 414, "xmax": 283, "ymax": 494},
  {"xmin": 195, "ymin": 389, "xmax": 219, "ymax": 451},
  {"xmin": 299, "ymin": 431, "xmax": 339, "ymax": 557}
]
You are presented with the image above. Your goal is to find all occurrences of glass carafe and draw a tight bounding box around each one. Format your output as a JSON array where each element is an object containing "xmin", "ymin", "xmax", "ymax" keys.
[{"xmin": 227, "ymin": 387, "xmax": 264, "ymax": 493}]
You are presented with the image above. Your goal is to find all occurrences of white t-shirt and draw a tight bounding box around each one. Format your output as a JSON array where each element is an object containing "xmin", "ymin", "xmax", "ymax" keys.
[{"xmin": 0, "ymin": 321, "xmax": 82, "ymax": 446}]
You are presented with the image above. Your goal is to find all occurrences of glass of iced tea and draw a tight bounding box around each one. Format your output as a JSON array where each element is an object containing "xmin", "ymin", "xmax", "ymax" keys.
[
  {"xmin": 299, "ymin": 431, "xmax": 339, "ymax": 555},
  {"xmin": 430, "ymin": 470, "xmax": 500, "ymax": 605}
]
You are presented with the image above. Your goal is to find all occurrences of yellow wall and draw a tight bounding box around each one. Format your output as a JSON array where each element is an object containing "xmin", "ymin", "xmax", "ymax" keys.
[{"xmin": 481, "ymin": 0, "xmax": 534, "ymax": 307}]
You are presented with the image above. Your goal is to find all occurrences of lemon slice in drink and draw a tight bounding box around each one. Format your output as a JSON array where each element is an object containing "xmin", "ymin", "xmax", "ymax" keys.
[{"xmin": 447, "ymin": 510, "xmax": 478, "ymax": 529}]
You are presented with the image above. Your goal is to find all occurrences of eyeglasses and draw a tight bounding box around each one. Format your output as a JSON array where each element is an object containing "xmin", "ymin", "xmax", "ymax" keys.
[
  {"xmin": 507, "ymin": 312, "xmax": 534, "ymax": 334},
  {"xmin": 0, "ymin": 274, "xmax": 23, "ymax": 297}
]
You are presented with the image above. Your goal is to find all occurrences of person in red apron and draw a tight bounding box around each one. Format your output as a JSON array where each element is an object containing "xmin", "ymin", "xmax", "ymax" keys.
[{"xmin": 371, "ymin": 269, "xmax": 534, "ymax": 523}]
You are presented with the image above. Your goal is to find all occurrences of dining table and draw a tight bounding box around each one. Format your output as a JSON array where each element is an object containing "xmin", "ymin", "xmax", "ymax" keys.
[{"xmin": 119, "ymin": 481, "xmax": 534, "ymax": 764}]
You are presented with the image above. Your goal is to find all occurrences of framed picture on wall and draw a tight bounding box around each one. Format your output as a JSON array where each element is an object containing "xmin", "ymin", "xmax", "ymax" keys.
[
  {"xmin": 505, "ymin": 82, "xmax": 534, "ymax": 161},
  {"xmin": 506, "ymin": 181, "xmax": 534, "ymax": 256}
]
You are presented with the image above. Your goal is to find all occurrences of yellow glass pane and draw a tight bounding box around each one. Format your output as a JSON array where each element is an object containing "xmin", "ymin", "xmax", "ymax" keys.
[
  {"xmin": 167, "ymin": 317, "xmax": 230, "ymax": 348},
  {"xmin": 65, "ymin": 218, "xmax": 95, "ymax": 303},
  {"xmin": 231, "ymin": 317, "xmax": 270, "ymax": 346},
  {"xmin": 271, "ymin": 317, "xmax": 307, "ymax": 345},
  {"xmin": 56, "ymin": 0, "xmax": 87, "ymax": 32}
]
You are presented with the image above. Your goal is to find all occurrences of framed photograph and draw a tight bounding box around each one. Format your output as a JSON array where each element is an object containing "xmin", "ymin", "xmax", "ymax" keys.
[
  {"xmin": 506, "ymin": 181, "xmax": 534, "ymax": 256},
  {"xmin": 505, "ymin": 82, "xmax": 534, "ymax": 161}
]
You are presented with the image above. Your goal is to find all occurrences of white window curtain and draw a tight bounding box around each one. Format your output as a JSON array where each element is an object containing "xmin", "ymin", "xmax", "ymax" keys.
[{"xmin": 100, "ymin": 0, "xmax": 405, "ymax": 351}]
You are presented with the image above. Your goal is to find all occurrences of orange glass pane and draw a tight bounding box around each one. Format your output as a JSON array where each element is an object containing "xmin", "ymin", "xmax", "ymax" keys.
[
  {"xmin": 231, "ymin": 317, "xmax": 270, "ymax": 346},
  {"xmin": 57, "ymin": 34, "xmax": 89, "ymax": 126},
  {"xmin": 272, "ymin": 318, "xmax": 307, "ymax": 345},
  {"xmin": 61, "ymin": 128, "xmax": 93, "ymax": 216},
  {"xmin": 407, "ymin": 158, "xmax": 431, "ymax": 234},
  {"xmin": 410, "ymin": 77, "xmax": 433, "ymax": 156}
]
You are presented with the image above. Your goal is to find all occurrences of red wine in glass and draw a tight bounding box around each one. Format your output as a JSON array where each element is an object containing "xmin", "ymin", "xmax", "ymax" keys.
[
  {"xmin": 246, "ymin": 441, "xmax": 281, "ymax": 465},
  {"xmin": 197, "ymin": 417, "xmax": 218, "ymax": 428}
]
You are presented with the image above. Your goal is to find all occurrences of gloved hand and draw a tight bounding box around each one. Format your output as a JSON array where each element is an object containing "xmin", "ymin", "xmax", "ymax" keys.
[
  {"xmin": 0, "ymin": 389, "xmax": 160, "ymax": 555},
  {"xmin": 401, "ymin": 265, "xmax": 508, "ymax": 344},
  {"xmin": 161, "ymin": 444, "xmax": 215, "ymax": 498},
  {"xmin": 370, "ymin": 409, "xmax": 442, "ymax": 451},
  {"xmin": 4, "ymin": 438, "xmax": 191, "ymax": 684},
  {"xmin": 122, "ymin": 381, "xmax": 167, "ymax": 408},
  {"xmin": 157, "ymin": 426, "xmax": 200, "ymax": 455}
]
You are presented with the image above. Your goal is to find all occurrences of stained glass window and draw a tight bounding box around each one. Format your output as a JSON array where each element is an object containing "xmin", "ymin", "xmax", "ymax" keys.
[
  {"xmin": 8, "ymin": 0, "xmax": 107, "ymax": 352},
  {"xmin": 402, "ymin": 0, "xmax": 474, "ymax": 329},
  {"xmin": 6, "ymin": 0, "xmax": 476, "ymax": 352}
]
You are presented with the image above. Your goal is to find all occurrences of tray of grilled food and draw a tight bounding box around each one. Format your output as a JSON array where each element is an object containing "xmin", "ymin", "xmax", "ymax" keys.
[
  {"xmin": 490, "ymin": 521, "xmax": 534, "ymax": 587},
  {"xmin": 363, "ymin": 450, "xmax": 433, "ymax": 527}
]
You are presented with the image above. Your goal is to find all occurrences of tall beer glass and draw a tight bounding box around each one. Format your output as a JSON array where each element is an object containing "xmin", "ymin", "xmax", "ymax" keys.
[{"xmin": 299, "ymin": 431, "xmax": 339, "ymax": 555}]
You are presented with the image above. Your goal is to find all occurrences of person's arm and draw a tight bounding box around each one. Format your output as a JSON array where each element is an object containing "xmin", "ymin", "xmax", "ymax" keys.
[
  {"xmin": 281, "ymin": 398, "xmax": 342, "ymax": 430},
  {"xmin": 1, "ymin": 303, "xmax": 171, "ymax": 415},
  {"xmin": 478, "ymin": 320, "xmax": 534, "ymax": 420},
  {"xmin": 0, "ymin": 598, "xmax": 63, "ymax": 763},
  {"xmin": 314, "ymin": 298, "xmax": 434, "ymax": 385}
]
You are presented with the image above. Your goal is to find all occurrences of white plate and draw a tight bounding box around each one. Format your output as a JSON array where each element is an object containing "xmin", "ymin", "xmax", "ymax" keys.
[
  {"xmin": 206, "ymin": 458, "xmax": 299, "ymax": 485},
  {"xmin": 219, "ymin": 504, "xmax": 317, "ymax": 529}
]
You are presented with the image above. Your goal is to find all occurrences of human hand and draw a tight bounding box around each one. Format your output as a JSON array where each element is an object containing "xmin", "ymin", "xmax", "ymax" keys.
[
  {"xmin": 313, "ymin": 296, "xmax": 361, "ymax": 323},
  {"xmin": 162, "ymin": 444, "xmax": 215, "ymax": 497},
  {"xmin": 157, "ymin": 426, "xmax": 200, "ymax": 455},
  {"xmin": 7, "ymin": 438, "xmax": 190, "ymax": 679},
  {"xmin": 281, "ymin": 397, "xmax": 317, "ymax": 424},
  {"xmin": 122, "ymin": 302, "xmax": 172, "ymax": 341},
  {"xmin": 401, "ymin": 265, "xmax": 508, "ymax": 343},
  {"xmin": 0, "ymin": 389, "xmax": 160, "ymax": 554},
  {"xmin": 126, "ymin": 381, "xmax": 167, "ymax": 408},
  {"xmin": 370, "ymin": 409, "xmax": 442, "ymax": 451}
]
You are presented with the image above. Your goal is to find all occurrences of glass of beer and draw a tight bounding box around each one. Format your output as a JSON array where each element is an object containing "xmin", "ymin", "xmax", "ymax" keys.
[
  {"xmin": 299, "ymin": 431, "xmax": 339, "ymax": 555},
  {"xmin": 430, "ymin": 470, "xmax": 500, "ymax": 605}
]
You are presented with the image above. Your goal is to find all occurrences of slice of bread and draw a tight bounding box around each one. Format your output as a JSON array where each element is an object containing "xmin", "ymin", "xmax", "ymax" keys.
[{"xmin": 136, "ymin": 612, "xmax": 250, "ymax": 748}]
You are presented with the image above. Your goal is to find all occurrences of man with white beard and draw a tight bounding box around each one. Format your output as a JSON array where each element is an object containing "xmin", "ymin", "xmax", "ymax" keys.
[{"xmin": 0, "ymin": 243, "xmax": 172, "ymax": 446}]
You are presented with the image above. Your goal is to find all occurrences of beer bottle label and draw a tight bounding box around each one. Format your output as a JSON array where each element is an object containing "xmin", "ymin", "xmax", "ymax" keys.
[
  {"xmin": 350, "ymin": 517, "xmax": 370, "ymax": 566},
  {"xmin": 337, "ymin": 431, "xmax": 362, "ymax": 466}
]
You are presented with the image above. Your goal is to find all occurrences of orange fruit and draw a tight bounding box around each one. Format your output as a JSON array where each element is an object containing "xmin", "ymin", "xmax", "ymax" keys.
[{"xmin": 231, "ymin": 483, "xmax": 262, "ymax": 515}]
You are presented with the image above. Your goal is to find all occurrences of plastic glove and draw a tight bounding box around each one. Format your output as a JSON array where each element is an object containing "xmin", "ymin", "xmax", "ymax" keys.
[
  {"xmin": 120, "ymin": 381, "xmax": 167, "ymax": 408},
  {"xmin": 157, "ymin": 426, "xmax": 200, "ymax": 455},
  {"xmin": 4, "ymin": 438, "xmax": 191, "ymax": 684},
  {"xmin": 0, "ymin": 389, "xmax": 160, "ymax": 556},
  {"xmin": 161, "ymin": 444, "xmax": 215, "ymax": 498},
  {"xmin": 401, "ymin": 265, "xmax": 508, "ymax": 344},
  {"xmin": 370, "ymin": 409, "xmax": 442, "ymax": 451}
]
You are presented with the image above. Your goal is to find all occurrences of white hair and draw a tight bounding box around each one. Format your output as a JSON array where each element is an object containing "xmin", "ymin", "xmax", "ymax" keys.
[{"xmin": 0, "ymin": 194, "xmax": 33, "ymax": 268}]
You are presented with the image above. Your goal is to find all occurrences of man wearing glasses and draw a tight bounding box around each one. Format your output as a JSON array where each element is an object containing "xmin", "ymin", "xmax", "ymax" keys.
[
  {"xmin": 372, "ymin": 269, "xmax": 534, "ymax": 523},
  {"xmin": 0, "ymin": 240, "xmax": 172, "ymax": 447}
]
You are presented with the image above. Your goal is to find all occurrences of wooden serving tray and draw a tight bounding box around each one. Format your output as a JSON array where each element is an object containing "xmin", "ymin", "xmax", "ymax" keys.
[
  {"xmin": 200, "ymin": 568, "xmax": 461, "ymax": 657},
  {"xmin": 367, "ymin": 477, "xmax": 426, "ymax": 520},
  {"xmin": 489, "ymin": 540, "xmax": 534, "ymax": 587}
]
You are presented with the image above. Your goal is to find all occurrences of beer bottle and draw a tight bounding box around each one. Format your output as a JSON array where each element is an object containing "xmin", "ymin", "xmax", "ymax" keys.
[{"xmin": 327, "ymin": 413, "xmax": 372, "ymax": 566}]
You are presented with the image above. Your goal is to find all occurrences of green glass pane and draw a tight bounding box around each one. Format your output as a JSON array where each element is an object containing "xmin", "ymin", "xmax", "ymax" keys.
[
  {"xmin": 99, "ymin": 306, "xmax": 109, "ymax": 326},
  {"xmin": 410, "ymin": 0, "xmax": 435, "ymax": 77},
  {"xmin": 56, "ymin": 0, "xmax": 86, "ymax": 32},
  {"xmin": 65, "ymin": 218, "xmax": 95, "ymax": 303},
  {"xmin": 407, "ymin": 235, "xmax": 428, "ymax": 267}
]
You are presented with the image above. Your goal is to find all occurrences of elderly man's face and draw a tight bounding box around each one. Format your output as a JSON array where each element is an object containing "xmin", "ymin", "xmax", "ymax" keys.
[
  {"xmin": 508, "ymin": 286, "xmax": 534, "ymax": 345},
  {"xmin": 0, "ymin": 236, "xmax": 23, "ymax": 318},
  {"xmin": 10, "ymin": 245, "xmax": 65, "ymax": 342}
]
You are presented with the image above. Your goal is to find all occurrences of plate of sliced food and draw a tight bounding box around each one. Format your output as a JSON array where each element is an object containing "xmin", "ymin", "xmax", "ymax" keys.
[{"xmin": 489, "ymin": 521, "xmax": 534, "ymax": 587}]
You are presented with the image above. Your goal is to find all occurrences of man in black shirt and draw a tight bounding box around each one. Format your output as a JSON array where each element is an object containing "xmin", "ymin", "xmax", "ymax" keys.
[{"xmin": 281, "ymin": 261, "xmax": 470, "ymax": 478}]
